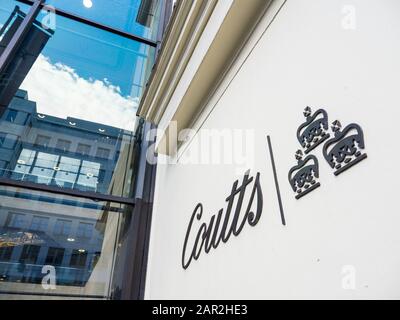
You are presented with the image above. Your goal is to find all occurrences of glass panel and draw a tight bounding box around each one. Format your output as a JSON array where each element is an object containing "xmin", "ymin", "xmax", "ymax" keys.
[
  {"xmin": 4, "ymin": 109, "xmax": 28, "ymax": 125},
  {"xmin": 32, "ymin": 12, "xmax": 155, "ymax": 108},
  {"xmin": 0, "ymin": 1, "xmax": 149, "ymax": 197},
  {"xmin": 45, "ymin": 0, "xmax": 163, "ymax": 41},
  {"xmin": 0, "ymin": 185, "xmax": 133, "ymax": 299}
]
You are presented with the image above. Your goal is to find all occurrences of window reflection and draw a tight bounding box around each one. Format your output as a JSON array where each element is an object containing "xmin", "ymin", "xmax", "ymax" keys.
[
  {"xmin": 0, "ymin": 0, "xmax": 157, "ymax": 300},
  {"xmin": 1, "ymin": 90, "xmax": 137, "ymax": 196},
  {"xmin": 0, "ymin": 132, "xmax": 18, "ymax": 150},
  {"xmin": 0, "ymin": 186, "xmax": 130, "ymax": 298},
  {"xmin": 4, "ymin": 109, "xmax": 28, "ymax": 125},
  {"xmin": 1, "ymin": 0, "xmax": 156, "ymax": 130},
  {"xmin": 0, "ymin": 1, "xmax": 149, "ymax": 198},
  {"xmin": 44, "ymin": 0, "xmax": 163, "ymax": 41},
  {"xmin": 6, "ymin": 213, "xmax": 26, "ymax": 229},
  {"xmin": 45, "ymin": 247, "xmax": 64, "ymax": 266},
  {"xmin": 30, "ymin": 216, "xmax": 49, "ymax": 232},
  {"xmin": 53, "ymin": 219, "xmax": 72, "ymax": 237}
]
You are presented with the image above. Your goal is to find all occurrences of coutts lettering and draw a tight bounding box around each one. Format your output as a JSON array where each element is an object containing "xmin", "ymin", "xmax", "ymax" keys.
[
  {"xmin": 181, "ymin": 107, "xmax": 368, "ymax": 270},
  {"xmin": 182, "ymin": 170, "xmax": 263, "ymax": 269}
]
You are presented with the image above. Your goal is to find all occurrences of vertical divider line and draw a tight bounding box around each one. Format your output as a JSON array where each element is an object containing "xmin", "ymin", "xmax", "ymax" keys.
[{"xmin": 267, "ymin": 135, "xmax": 286, "ymax": 226}]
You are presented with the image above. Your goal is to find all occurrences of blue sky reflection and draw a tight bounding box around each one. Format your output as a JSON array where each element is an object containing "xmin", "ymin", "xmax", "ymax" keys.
[{"xmin": 0, "ymin": 0, "xmax": 155, "ymax": 130}]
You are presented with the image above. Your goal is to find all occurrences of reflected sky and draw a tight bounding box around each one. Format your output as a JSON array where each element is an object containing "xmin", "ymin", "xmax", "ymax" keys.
[
  {"xmin": 0, "ymin": 0, "xmax": 156, "ymax": 130},
  {"xmin": 45, "ymin": 0, "xmax": 160, "ymax": 40},
  {"xmin": 0, "ymin": 1, "xmax": 148, "ymax": 298}
]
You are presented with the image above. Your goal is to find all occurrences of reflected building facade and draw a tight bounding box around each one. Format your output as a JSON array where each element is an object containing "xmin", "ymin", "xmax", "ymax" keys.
[
  {"xmin": 0, "ymin": 193, "xmax": 105, "ymax": 290},
  {"xmin": 0, "ymin": 90, "xmax": 134, "ymax": 297},
  {"xmin": 0, "ymin": 90, "xmax": 134, "ymax": 195}
]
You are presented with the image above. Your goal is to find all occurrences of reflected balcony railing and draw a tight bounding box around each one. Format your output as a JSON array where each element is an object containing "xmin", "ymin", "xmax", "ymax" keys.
[{"xmin": 0, "ymin": 168, "xmax": 102, "ymax": 193}]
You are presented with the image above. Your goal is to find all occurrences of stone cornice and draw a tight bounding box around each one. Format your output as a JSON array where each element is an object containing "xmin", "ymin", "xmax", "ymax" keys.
[{"xmin": 138, "ymin": 0, "xmax": 272, "ymax": 155}]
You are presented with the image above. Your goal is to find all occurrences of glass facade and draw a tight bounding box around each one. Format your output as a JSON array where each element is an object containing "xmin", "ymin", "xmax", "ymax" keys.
[
  {"xmin": 0, "ymin": 1, "xmax": 156, "ymax": 125},
  {"xmin": 0, "ymin": 0, "xmax": 164, "ymax": 299},
  {"xmin": 0, "ymin": 90, "xmax": 137, "ymax": 197},
  {"xmin": 44, "ymin": 0, "xmax": 163, "ymax": 40},
  {"xmin": 0, "ymin": 185, "xmax": 132, "ymax": 298}
]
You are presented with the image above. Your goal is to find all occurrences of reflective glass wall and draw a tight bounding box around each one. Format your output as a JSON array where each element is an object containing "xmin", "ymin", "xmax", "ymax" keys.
[
  {"xmin": 0, "ymin": 0, "xmax": 163, "ymax": 299},
  {"xmin": 0, "ymin": 90, "xmax": 137, "ymax": 197},
  {"xmin": 0, "ymin": 186, "xmax": 132, "ymax": 299},
  {"xmin": 44, "ymin": 0, "xmax": 163, "ymax": 40}
]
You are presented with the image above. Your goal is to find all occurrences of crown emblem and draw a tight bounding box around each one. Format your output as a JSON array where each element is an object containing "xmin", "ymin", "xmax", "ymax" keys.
[
  {"xmin": 297, "ymin": 107, "xmax": 330, "ymax": 154},
  {"xmin": 322, "ymin": 120, "xmax": 367, "ymax": 176},
  {"xmin": 288, "ymin": 150, "xmax": 321, "ymax": 199}
]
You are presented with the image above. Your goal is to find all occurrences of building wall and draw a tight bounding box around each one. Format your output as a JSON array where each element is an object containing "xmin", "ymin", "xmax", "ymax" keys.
[{"xmin": 145, "ymin": 0, "xmax": 400, "ymax": 299}]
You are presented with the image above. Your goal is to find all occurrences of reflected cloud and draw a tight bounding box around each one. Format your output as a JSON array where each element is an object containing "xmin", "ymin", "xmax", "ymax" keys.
[{"xmin": 20, "ymin": 54, "xmax": 139, "ymax": 131}]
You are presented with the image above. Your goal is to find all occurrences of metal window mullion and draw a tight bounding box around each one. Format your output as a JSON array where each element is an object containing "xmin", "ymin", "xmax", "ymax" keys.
[
  {"xmin": 0, "ymin": 0, "xmax": 44, "ymax": 75},
  {"xmin": 72, "ymin": 160, "xmax": 81, "ymax": 190},
  {"xmin": 27, "ymin": 149, "xmax": 38, "ymax": 176},
  {"xmin": 15, "ymin": 0, "xmax": 158, "ymax": 47},
  {"xmin": 44, "ymin": 153, "xmax": 59, "ymax": 185}
]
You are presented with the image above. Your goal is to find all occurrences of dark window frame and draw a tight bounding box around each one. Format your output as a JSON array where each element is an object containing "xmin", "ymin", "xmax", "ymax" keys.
[
  {"xmin": 95, "ymin": 147, "xmax": 110, "ymax": 159},
  {"xmin": 55, "ymin": 139, "xmax": 71, "ymax": 152},
  {"xmin": 0, "ymin": 131, "xmax": 19, "ymax": 150},
  {"xmin": 76, "ymin": 143, "xmax": 91, "ymax": 156},
  {"xmin": 6, "ymin": 212, "xmax": 26, "ymax": 228},
  {"xmin": 45, "ymin": 247, "xmax": 65, "ymax": 266},
  {"xmin": 15, "ymin": 0, "xmax": 158, "ymax": 47},
  {"xmin": 76, "ymin": 222, "xmax": 93, "ymax": 239},
  {"xmin": 70, "ymin": 249, "xmax": 88, "ymax": 269},
  {"xmin": 0, "ymin": 246, "xmax": 14, "ymax": 261},
  {"xmin": 34, "ymin": 134, "xmax": 51, "ymax": 148},
  {"xmin": 53, "ymin": 218, "xmax": 72, "ymax": 236},
  {"xmin": 29, "ymin": 215, "xmax": 49, "ymax": 231},
  {"xmin": 19, "ymin": 244, "xmax": 40, "ymax": 264}
]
